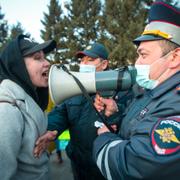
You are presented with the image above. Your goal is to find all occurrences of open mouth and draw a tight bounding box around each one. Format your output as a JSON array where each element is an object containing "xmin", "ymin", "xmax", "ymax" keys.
[{"xmin": 42, "ymin": 71, "xmax": 48, "ymax": 77}]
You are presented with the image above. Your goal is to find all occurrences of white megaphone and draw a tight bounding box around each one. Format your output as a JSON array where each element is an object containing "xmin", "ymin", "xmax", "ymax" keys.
[{"xmin": 49, "ymin": 64, "xmax": 136, "ymax": 105}]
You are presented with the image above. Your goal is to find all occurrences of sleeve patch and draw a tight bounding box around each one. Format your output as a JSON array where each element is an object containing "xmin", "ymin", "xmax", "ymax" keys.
[{"xmin": 151, "ymin": 117, "xmax": 180, "ymax": 155}]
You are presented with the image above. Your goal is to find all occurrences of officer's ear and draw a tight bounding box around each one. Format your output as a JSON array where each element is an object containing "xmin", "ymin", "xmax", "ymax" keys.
[
  {"xmin": 169, "ymin": 47, "xmax": 180, "ymax": 68},
  {"xmin": 101, "ymin": 60, "xmax": 109, "ymax": 70}
]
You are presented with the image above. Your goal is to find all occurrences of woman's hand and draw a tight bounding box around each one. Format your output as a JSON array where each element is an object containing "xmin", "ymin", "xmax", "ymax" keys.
[{"xmin": 33, "ymin": 130, "xmax": 58, "ymax": 158}]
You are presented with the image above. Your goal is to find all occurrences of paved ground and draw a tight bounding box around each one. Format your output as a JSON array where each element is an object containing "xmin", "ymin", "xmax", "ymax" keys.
[{"xmin": 50, "ymin": 150, "xmax": 73, "ymax": 180}]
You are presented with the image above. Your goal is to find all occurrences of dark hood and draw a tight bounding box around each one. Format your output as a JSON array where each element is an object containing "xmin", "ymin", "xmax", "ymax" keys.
[{"xmin": 0, "ymin": 34, "xmax": 49, "ymax": 111}]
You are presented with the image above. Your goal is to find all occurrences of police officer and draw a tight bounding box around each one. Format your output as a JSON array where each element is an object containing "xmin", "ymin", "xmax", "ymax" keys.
[
  {"xmin": 48, "ymin": 43, "xmax": 109, "ymax": 180},
  {"xmin": 93, "ymin": 2, "xmax": 180, "ymax": 180},
  {"xmin": 34, "ymin": 43, "xmax": 133, "ymax": 180}
]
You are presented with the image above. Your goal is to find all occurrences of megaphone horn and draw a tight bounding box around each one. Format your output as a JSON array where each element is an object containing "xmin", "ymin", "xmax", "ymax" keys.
[{"xmin": 49, "ymin": 64, "xmax": 136, "ymax": 105}]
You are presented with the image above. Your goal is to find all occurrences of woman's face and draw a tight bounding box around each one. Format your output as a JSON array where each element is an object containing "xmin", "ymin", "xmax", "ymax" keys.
[{"xmin": 24, "ymin": 51, "xmax": 50, "ymax": 87}]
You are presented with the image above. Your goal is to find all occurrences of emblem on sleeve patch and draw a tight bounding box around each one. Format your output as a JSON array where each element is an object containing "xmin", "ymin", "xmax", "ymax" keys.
[{"xmin": 151, "ymin": 117, "xmax": 180, "ymax": 155}]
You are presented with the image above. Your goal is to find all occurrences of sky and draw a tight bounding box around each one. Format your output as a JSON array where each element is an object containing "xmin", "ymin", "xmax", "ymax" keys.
[{"xmin": 0, "ymin": 0, "xmax": 58, "ymax": 42}]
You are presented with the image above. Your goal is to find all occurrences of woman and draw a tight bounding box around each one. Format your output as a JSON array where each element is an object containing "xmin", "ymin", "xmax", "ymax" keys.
[{"xmin": 0, "ymin": 34, "xmax": 56, "ymax": 180}]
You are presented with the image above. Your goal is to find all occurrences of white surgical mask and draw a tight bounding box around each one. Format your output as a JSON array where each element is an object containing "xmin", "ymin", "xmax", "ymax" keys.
[
  {"xmin": 79, "ymin": 64, "xmax": 96, "ymax": 73},
  {"xmin": 135, "ymin": 65, "xmax": 159, "ymax": 89}
]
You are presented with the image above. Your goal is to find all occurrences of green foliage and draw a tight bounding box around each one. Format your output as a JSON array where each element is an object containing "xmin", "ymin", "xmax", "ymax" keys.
[
  {"xmin": 40, "ymin": 0, "xmax": 153, "ymax": 67},
  {"xmin": 9, "ymin": 22, "xmax": 27, "ymax": 39},
  {"xmin": 1, "ymin": 0, "xmax": 178, "ymax": 66},
  {"xmin": 41, "ymin": 0, "xmax": 67, "ymax": 62},
  {"xmin": 41, "ymin": 0, "xmax": 102, "ymax": 64},
  {"xmin": 40, "ymin": 0, "xmax": 178, "ymax": 67},
  {"xmin": 0, "ymin": 6, "xmax": 8, "ymax": 52},
  {"xmin": 69, "ymin": 64, "xmax": 79, "ymax": 72},
  {"xmin": 62, "ymin": 0, "xmax": 102, "ymax": 62},
  {"xmin": 99, "ymin": 0, "xmax": 153, "ymax": 68}
]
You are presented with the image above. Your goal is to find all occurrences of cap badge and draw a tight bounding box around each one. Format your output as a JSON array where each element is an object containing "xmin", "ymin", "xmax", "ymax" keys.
[{"xmin": 86, "ymin": 45, "xmax": 92, "ymax": 50}]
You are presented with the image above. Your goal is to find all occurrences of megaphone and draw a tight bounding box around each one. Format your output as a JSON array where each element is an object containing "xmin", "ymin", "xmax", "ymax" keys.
[{"xmin": 49, "ymin": 64, "xmax": 136, "ymax": 105}]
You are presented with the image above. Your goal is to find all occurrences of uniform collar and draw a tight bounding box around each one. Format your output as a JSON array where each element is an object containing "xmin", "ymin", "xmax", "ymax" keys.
[
  {"xmin": 133, "ymin": 84, "xmax": 145, "ymax": 98},
  {"xmin": 150, "ymin": 71, "xmax": 180, "ymax": 99}
]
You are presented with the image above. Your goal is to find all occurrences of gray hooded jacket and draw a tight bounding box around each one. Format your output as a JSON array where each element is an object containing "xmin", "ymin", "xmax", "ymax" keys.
[
  {"xmin": 0, "ymin": 34, "xmax": 56, "ymax": 180},
  {"xmin": 0, "ymin": 79, "xmax": 49, "ymax": 180}
]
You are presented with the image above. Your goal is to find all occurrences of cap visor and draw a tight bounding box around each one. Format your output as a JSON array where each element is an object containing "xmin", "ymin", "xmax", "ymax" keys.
[
  {"xmin": 133, "ymin": 35, "xmax": 163, "ymax": 45},
  {"xmin": 23, "ymin": 40, "xmax": 56, "ymax": 56}
]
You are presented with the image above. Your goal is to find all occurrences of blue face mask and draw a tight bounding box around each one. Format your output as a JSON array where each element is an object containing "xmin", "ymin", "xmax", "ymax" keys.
[
  {"xmin": 135, "ymin": 65, "xmax": 159, "ymax": 89},
  {"xmin": 79, "ymin": 64, "xmax": 96, "ymax": 73},
  {"xmin": 135, "ymin": 50, "xmax": 173, "ymax": 89}
]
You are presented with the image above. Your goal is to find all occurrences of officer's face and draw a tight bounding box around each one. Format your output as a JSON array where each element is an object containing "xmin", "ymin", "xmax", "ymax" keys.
[
  {"xmin": 80, "ymin": 56, "xmax": 108, "ymax": 71},
  {"xmin": 135, "ymin": 40, "xmax": 173, "ymax": 83}
]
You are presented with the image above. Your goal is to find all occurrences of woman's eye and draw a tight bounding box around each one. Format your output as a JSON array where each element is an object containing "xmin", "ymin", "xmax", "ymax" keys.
[
  {"xmin": 34, "ymin": 55, "xmax": 45, "ymax": 61},
  {"xmin": 34, "ymin": 56, "xmax": 41, "ymax": 60}
]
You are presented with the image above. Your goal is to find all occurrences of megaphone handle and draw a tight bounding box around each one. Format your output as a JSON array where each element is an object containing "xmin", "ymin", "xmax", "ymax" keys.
[
  {"xmin": 62, "ymin": 65, "xmax": 115, "ymax": 133},
  {"xmin": 72, "ymin": 75, "xmax": 115, "ymax": 133}
]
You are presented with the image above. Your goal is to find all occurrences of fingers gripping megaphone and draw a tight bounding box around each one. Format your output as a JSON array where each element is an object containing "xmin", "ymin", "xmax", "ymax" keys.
[{"xmin": 48, "ymin": 64, "xmax": 137, "ymax": 105}]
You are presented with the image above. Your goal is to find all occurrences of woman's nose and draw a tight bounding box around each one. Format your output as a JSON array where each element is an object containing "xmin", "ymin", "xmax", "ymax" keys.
[{"xmin": 44, "ymin": 59, "xmax": 50, "ymax": 66}]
